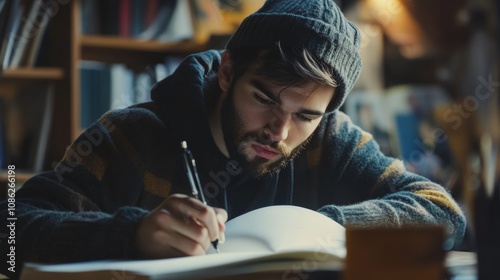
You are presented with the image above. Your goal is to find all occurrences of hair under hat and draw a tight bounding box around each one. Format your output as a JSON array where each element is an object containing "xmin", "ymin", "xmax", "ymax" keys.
[{"xmin": 225, "ymin": 0, "xmax": 362, "ymax": 112}]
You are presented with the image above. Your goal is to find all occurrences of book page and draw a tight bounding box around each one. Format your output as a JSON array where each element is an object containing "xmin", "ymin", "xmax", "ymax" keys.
[
  {"xmin": 21, "ymin": 206, "xmax": 346, "ymax": 280},
  {"xmin": 22, "ymin": 251, "xmax": 341, "ymax": 280},
  {"xmin": 210, "ymin": 205, "xmax": 346, "ymax": 257},
  {"xmin": 23, "ymin": 252, "xmax": 266, "ymax": 275}
]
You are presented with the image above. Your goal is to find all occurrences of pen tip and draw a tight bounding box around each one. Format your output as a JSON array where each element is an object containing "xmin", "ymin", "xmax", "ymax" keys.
[
  {"xmin": 181, "ymin": 141, "xmax": 187, "ymax": 148},
  {"xmin": 212, "ymin": 240, "xmax": 219, "ymax": 253}
]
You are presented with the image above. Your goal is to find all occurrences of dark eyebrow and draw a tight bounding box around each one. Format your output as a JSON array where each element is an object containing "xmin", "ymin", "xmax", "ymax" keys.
[
  {"xmin": 251, "ymin": 79, "xmax": 280, "ymax": 103},
  {"xmin": 300, "ymin": 108, "xmax": 325, "ymax": 116},
  {"xmin": 250, "ymin": 79, "xmax": 325, "ymax": 117}
]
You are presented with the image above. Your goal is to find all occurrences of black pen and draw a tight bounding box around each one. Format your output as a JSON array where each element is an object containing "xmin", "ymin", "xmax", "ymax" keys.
[{"xmin": 181, "ymin": 141, "xmax": 222, "ymax": 253}]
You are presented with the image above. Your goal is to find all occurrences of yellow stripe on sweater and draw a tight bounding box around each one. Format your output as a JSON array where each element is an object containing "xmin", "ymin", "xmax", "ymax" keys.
[
  {"xmin": 143, "ymin": 172, "xmax": 172, "ymax": 198},
  {"xmin": 356, "ymin": 131, "xmax": 372, "ymax": 149},
  {"xmin": 111, "ymin": 126, "xmax": 172, "ymax": 198},
  {"xmin": 377, "ymin": 159, "xmax": 405, "ymax": 187},
  {"xmin": 413, "ymin": 189, "xmax": 462, "ymax": 214},
  {"xmin": 80, "ymin": 152, "xmax": 107, "ymax": 181}
]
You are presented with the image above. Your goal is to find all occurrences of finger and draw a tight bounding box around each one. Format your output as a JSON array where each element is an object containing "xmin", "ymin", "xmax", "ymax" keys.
[
  {"xmin": 165, "ymin": 196, "xmax": 221, "ymax": 241},
  {"xmin": 214, "ymin": 208, "xmax": 228, "ymax": 225},
  {"xmin": 155, "ymin": 209, "xmax": 212, "ymax": 251},
  {"xmin": 214, "ymin": 208, "xmax": 227, "ymax": 243},
  {"xmin": 168, "ymin": 230, "xmax": 209, "ymax": 256},
  {"xmin": 135, "ymin": 210, "xmax": 206, "ymax": 258},
  {"xmin": 152, "ymin": 227, "xmax": 207, "ymax": 257}
]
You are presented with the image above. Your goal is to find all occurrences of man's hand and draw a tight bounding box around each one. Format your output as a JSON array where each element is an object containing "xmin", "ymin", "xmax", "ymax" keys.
[{"xmin": 134, "ymin": 194, "xmax": 227, "ymax": 259}]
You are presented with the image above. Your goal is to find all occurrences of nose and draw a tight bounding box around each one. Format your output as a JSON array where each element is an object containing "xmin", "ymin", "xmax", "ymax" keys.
[{"xmin": 263, "ymin": 108, "xmax": 291, "ymax": 143}]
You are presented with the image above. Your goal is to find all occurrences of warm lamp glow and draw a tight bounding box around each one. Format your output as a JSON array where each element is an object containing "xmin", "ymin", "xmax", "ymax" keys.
[{"xmin": 363, "ymin": 0, "xmax": 428, "ymax": 58}]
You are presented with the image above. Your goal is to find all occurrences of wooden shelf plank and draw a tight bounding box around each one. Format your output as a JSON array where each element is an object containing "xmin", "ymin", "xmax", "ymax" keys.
[
  {"xmin": 80, "ymin": 36, "xmax": 208, "ymax": 66},
  {"xmin": 0, "ymin": 171, "xmax": 34, "ymax": 183},
  {"xmin": 81, "ymin": 36, "xmax": 207, "ymax": 52},
  {"xmin": 0, "ymin": 67, "xmax": 65, "ymax": 80}
]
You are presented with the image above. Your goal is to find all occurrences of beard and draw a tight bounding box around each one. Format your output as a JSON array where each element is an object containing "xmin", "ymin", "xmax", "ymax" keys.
[{"xmin": 220, "ymin": 84, "xmax": 312, "ymax": 178}]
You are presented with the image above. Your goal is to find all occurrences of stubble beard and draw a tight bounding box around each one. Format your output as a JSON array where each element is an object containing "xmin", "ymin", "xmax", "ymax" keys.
[{"xmin": 220, "ymin": 85, "xmax": 312, "ymax": 178}]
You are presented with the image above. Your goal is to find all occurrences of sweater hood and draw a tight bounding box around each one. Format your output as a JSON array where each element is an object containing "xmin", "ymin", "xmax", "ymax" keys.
[{"xmin": 150, "ymin": 50, "xmax": 223, "ymax": 145}]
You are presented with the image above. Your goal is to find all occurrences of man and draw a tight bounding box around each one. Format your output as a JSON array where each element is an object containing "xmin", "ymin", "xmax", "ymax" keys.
[{"xmin": 1, "ymin": 0, "xmax": 465, "ymax": 278}]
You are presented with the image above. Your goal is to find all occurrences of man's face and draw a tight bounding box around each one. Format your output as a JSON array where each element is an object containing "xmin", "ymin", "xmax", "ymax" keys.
[{"xmin": 220, "ymin": 69, "xmax": 335, "ymax": 177}]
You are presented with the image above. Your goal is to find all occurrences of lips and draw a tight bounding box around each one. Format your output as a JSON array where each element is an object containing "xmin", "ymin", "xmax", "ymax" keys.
[{"xmin": 252, "ymin": 144, "xmax": 279, "ymax": 159}]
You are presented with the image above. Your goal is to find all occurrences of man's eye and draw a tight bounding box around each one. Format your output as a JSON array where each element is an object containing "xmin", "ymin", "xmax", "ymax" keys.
[
  {"xmin": 254, "ymin": 94, "xmax": 274, "ymax": 105},
  {"xmin": 296, "ymin": 113, "xmax": 313, "ymax": 122}
]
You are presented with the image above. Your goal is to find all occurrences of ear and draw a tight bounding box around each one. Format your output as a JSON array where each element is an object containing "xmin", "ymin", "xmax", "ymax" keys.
[{"xmin": 218, "ymin": 51, "xmax": 233, "ymax": 92}]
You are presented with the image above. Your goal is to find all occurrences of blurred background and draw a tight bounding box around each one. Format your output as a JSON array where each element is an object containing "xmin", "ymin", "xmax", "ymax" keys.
[
  {"xmin": 0, "ymin": 0, "xmax": 498, "ymax": 256},
  {"xmin": 342, "ymin": 0, "xmax": 499, "ymax": 255}
]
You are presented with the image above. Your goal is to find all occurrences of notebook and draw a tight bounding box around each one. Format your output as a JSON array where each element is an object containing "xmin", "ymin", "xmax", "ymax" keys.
[{"xmin": 20, "ymin": 205, "xmax": 346, "ymax": 280}]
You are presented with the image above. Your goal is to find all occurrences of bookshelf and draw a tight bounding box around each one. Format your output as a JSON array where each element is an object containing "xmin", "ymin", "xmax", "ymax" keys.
[
  {"xmin": 0, "ymin": 171, "xmax": 33, "ymax": 183},
  {"xmin": 0, "ymin": 0, "xmax": 263, "ymax": 196},
  {"xmin": 79, "ymin": 36, "xmax": 207, "ymax": 80},
  {"xmin": 1, "ymin": 0, "xmax": 74, "ymax": 192},
  {"xmin": 0, "ymin": 0, "xmax": 214, "ymax": 192},
  {"xmin": 0, "ymin": 68, "xmax": 65, "ymax": 80},
  {"xmin": 70, "ymin": 0, "xmax": 213, "ymax": 137}
]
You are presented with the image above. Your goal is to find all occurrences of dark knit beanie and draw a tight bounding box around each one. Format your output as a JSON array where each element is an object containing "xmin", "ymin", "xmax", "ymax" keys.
[{"xmin": 225, "ymin": 0, "xmax": 362, "ymax": 112}]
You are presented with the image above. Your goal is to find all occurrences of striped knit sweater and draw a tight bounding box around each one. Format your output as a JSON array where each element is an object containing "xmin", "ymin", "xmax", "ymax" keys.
[{"xmin": 0, "ymin": 50, "xmax": 465, "ymax": 279}]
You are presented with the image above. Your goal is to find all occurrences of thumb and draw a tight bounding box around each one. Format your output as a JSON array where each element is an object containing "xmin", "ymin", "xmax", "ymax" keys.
[
  {"xmin": 214, "ymin": 208, "xmax": 228, "ymax": 225},
  {"xmin": 214, "ymin": 208, "xmax": 227, "ymax": 244}
]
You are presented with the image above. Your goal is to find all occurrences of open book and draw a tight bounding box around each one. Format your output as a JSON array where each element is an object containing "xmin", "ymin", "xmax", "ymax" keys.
[{"xmin": 20, "ymin": 205, "xmax": 346, "ymax": 280}]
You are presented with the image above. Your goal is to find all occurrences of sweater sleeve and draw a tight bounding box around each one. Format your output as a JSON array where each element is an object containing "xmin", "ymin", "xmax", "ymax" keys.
[
  {"xmin": 315, "ymin": 112, "xmax": 466, "ymax": 246},
  {"xmin": 0, "ymin": 108, "xmax": 164, "ymax": 279}
]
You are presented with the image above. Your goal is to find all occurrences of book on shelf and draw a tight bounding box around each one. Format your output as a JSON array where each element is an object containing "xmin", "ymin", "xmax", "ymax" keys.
[
  {"xmin": 79, "ymin": 0, "xmax": 98, "ymax": 35},
  {"xmin": 108, "ymin": 63, "xmax": 154, "ymax": 110},
  {"xmin": 20, "ymin": 0, "xmax": 51, "ymax": 67},
  {"xmin": 80, "ymin": 62, "xmax": 112, "ymax": 129},
  {"xmin": 118, "ymin": 0, "xmax": 131, "ymax": 37},
  {"xmin": 109, "ymin": 63, "xmax": 133, "ymax": 110},
  {"xmin": 0, "ymin": 0, "xmax": 23, "ymax": 71},
  {"xmin": 0, "ymin": 0, "xmax": 8, "ymax": 58},
  {"xmin": 81, "ymin": 0, "xmax": 193, "ymax": 42},
  {"xmin": 130, "ymin": 0, "xmax": 145, "ymax": 37},
  {"xmin": 100, "ymin": 0, "xmax": 120, "ymax": 35},
  {"xmin": 154, "ymin": 0, "xmax": 195, "ymax": 42},
  {"xmin": 10, "ymin": 0, "xmax": 42, "ymax": 67},
  {"xmin": 136, "ymin": 0, "xmax": 178, "ymax": 40},
  {"xmin": 80, "ymin": 62, "xmax": 158, "ymax": 130},
  {"xmin": 20, "ymin": 205, "xmax": 346, "ymax": 280},
  {"xmin": 1, "ymin": 84, "xmax": 54, "ymax": 172},
  {"xmin": 32, "ymin": 85, "xmax": 54, "ymax": 172},
  {"xmin": 0, "ymin": 0, "xmax": 52, "ymax": 69}
]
